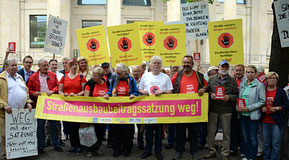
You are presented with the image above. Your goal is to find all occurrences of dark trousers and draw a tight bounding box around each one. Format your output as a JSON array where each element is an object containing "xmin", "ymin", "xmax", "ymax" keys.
[
  {"xmin": 87, "ymin": 124, "xmax": 106, "ymax": 152},
  {"xmin": 175, "ymin": 123, "xmax": 199, "ymax": 156},
  {"xmin": 230, "ymin": 112, "xmax": 242, "ymax": 153},
  {"xmin": 198, "ymin": 122, "xmax": 207, "ymax": 147},
  {"xmin": 137, "ymin": 124, "xmax": 145, "ymax": 147},
  {"xmin": 167, "ymin": 124, "xmax": 176, "ymax": 145},
  {"xmin": 107, "ymin": 124, "xmax": 113, "ymax": 145},
  {"xmin": 111, "ymin": 124, "xmax": 134, "ymax": 155},
  {"xmin": 145, "ymin": 124, "xmax": 163, "ymax": 153},
  {"xmin": 65, "ymin": 122, "xmax": 81, "ymax": 147}
]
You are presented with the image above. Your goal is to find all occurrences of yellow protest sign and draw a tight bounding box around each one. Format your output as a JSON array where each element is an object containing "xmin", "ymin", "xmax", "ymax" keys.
[
  {"xmin": 155, "ymin": 24, "xmax": 186, "ymax": 66},
  {"xmin": 35, "ymin": 93, "xmax": 208, "ymax": 124},
  {"xmin": 208, "ymin": 19, "xmax": 244, "ymax": 66},
  {"xmin": 136, "ymin": 21, "xmax": 164, "ymax": 61},
  {"xmin": 107, "ymin": 24, "xmax": 142, "ymax": 67}
]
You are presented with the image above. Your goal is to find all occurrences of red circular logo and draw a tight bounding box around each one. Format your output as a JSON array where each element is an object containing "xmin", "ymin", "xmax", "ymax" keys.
[
  {"xmin": 118, "ymin": 37, "xmax": 132, "ymax": 52},
  {"xmin": 150, "ymin": 85, "xmax": 160, "ymax": 94},
  {"xmin": 218, "ymin": 33, "xmax": 234, "ymax": 48},
  {"xmin": 143, "ymin": 32, "xmax": 155, "ymax": 46},
  {"xmin": 164, "ymin": 36, "xmax": 177, "ymax": 50},
  {"xmin": 86, "ymin": 39, "xmax": 100, "ymax": 52}
]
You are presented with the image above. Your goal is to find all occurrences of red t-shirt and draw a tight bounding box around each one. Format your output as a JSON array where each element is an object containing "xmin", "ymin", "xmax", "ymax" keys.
[
  {"xmin": 171, "ymin": 72, "xmax": 208, "ymax": 93},
  {"xmin": 85, "ymin": 82, "xmax": 108, "ymax": 97},
  {"xmin": 117, "ymin": 81, "xmax": 129, "ymax": 96},
  {"xmin": 236, "ymin": 79, "xmax": 242, "ymax": 88},
  {"xmin": 60, "ymin": 74, "xmax": 87, "ymax": 94},
  {"xmin": 263, "ymin": 88, "xmax": 277, "ymax": 124}
]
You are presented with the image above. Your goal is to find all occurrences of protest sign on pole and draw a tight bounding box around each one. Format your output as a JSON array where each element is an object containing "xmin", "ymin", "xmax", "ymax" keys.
[
  {"xmin": 136, "ymin": 21, "xmax": 164, "ymax": 61},
  {"xmin": 155, "ymin": 24, "xmax": 186, "ymax": 66},
  {"xmin": 5, "ymin": 109, "xmax": 37, "ymax": 159},
  {"xmin": 107, "ymin": 23, "xmax": 142, "ymax": 67},
  {"xmin": 8, "ymin": 42, "xmax": 16, "ymax": 53},
  {"xmin": 76, "ymin": 25, "xmax": 110, "ymax": 66},
  {"xmin": 274, "ymin": 0, "xmax": 289, "ymax": 48},
  {"xmin": 208, "ymin": 19, "xmax": 244, "ymax": 66},
  {"xmin": 181, "ymin": 1, "xmax": 209, "ymax": 40},
  {"xmin": 44, "ymin": 15, "xmax": 68, "ymax": 55}
]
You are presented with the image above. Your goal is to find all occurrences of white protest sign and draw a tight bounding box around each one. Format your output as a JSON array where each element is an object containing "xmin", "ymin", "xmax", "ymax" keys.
[
  {"xmin": 181, "ymin": 2, "xmax": 209, "ymax": 40},
  {"xmin": 44, "ymin": 14, "xmax": 68, "ymax": 54},
  {"xmin": 5, "ymin": 109, "xmax": 37, "ymax": 159},
  {"xmin": 274, "ymin": 0, "xmax": 289, "ymax": 48}
]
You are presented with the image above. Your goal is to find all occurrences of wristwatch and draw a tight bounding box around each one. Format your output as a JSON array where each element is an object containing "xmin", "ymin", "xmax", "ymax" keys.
[{"xmin": 277, "ymin": 107, "xmax": 279, "ymax": 111}]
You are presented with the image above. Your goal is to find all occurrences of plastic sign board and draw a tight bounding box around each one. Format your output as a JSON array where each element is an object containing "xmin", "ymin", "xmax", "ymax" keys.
[
  {"xmin": 44, "ymin": 15, "xmax": 68, "ymax": 55},
  {"xmin": 194, "ymin": 52, "xmax": 201, "ymax": 62},
  {"xmin": 215, "ymin": 86, "xmax": 224, "ymax": 99},
  {"xmin": 256, "ymin": 72, "xmax": 266, "ymax": 84},
  {"xmin": 76, "ymin": 25, "xmax": 110, "ymax": 66},
  {"xmin": 8, "ymin": 42, "xmax": 16, "ymax": 53},
  {"xmin": 274, "ymin": 0, "xmax": 289, "ymax": 48},
  {"xmin": 181, "ymin": 1, "xmax": 209, "ymax": 40},
  {"xmin": 208, "ymin": 19, "xmax": 244, "ymax": 66},
  {"xmin": 237, "ymin": 98, "xmax": 246, "ymax": 108}
]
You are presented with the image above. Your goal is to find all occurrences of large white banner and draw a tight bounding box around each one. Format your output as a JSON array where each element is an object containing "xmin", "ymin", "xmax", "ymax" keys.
[
  {"xmin": 181, "ymin": 2, "xmax": 209, "ymax": 40},
  {"xmin": 44, "ymin": 14, "xmax": 68, "ymax": 54},
  {"xmin": 5, "ymin": 109, "xmax": 37, "ymax": 159},
  {"xmin": 274, "ymin": 0, "xmax": 289, "ymax": 48}
]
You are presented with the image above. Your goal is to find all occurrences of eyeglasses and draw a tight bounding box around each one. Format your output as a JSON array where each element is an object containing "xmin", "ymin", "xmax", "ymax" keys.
[{"xmin": 116, "ymin": 71, "xmax": 123, "ymax": 75}]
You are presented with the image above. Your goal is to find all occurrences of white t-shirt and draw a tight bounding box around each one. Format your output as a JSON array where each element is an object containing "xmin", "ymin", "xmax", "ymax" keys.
[{"xmin": 139, "ymin": 72, "xmax": 173, "ymax": 95}]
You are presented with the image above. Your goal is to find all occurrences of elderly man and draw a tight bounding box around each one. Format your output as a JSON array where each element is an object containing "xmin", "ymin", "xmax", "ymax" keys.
[
  {"xmin": 139, "ymin": 56, "xmax": 173, "ymax": 160},
  {"xmin": 17, "ymin": 55, "xmax": 35, "ymax": 83},
  {"xmin": 204, "ymin": 60, "xmax": 238, "ymax": 160},
  {"xmin": 0, "ymin": 59, "xmax": 33, "ymax": 160},
  {"xmin": 27, "ymin": 59, "xmax": 63, "ymax": 154}
]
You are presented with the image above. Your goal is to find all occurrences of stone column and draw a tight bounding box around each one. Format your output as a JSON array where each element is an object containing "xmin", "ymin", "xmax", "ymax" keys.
[
  {"xmin": 107, "ymin": 0, "xmax": 121, "ymax": 26},
  {"xmin": 224, "ymin": 0, "xmax": 236, "ymax": 20},
  {"xmin": 167, "ymin": 0, "xmax": 181, "ymax": 22}
]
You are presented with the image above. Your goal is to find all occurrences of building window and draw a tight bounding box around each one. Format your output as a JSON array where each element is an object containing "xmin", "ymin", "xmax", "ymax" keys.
[
  {"xmin": 218, "ymin": 0, "xmax": 246, "ymax": 4},
  {"xmin": 123, "ymin": 0, "xmax": 151, "ymax": 6},
  {"xmin": 82, "ymin": 20, "xmax": 102, "ymax": 28},
  {"xmin": 78, "ymin": 0, "xmax": 107, "ymax": 5},
  {"xmin": 30, "ymin": 15, "xmax": 47, "ymax": 48}
]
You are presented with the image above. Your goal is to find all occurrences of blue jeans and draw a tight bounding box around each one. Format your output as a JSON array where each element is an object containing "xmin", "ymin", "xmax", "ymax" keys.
[
  {"xmin": 198, "ymin": 122, "xmax": 207, "ymax": 147},
  {"xmin": 167, "ymin": 124, "xmax": 176, "ymax": 145},
  {"xmin": 262, "ymin": 122, "xmax": 283, "ymax": 160},
  {"xmin": 240, "ymin": 116, "xmax": 259, "ymax": 160},
  {"xmin": 145, "ymin": 124, "xmax": 163, "ymax": 153},
  {"xmin": 37, "ymin": 119, "xmax": 60, "ymax": 150}
]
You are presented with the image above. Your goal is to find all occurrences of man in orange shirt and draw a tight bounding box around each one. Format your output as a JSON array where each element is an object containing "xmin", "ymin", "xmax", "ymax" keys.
[{"xmin": 171, "ymin": 55, "xmax": 207, "ymax": 160}]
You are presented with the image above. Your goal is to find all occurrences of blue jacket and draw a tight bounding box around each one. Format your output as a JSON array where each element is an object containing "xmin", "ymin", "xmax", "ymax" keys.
[
  {"xmin": 106, "ymin": 74, "xmax": 138, "ymax": 97},
  {"xmin": 261, "ymin": 87, "xmax": 289, "ymax": 128},
  {"xmin": 238, "ymin": 79, "xmax": 266, "ymax": 120}
]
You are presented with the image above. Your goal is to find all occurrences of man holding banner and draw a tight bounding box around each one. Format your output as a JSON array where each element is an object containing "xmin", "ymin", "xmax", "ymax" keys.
[
  {"xmin": 0, "ymin": 59, "xmax": 33, "ymax": 160},
  {"xmin": 139, "ymin": 56, "xmax": 173, "ymax": 160},
  {"xmin": 171, "ymin": 55, "xmax": 207, "ymax": 160}
]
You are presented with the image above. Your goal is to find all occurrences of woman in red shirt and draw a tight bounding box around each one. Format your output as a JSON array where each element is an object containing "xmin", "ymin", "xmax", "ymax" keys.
[
  {"xmin": 58, "ymin": 58, "xmax": 87, "ymax": 154},
  {"xmin": 83, "ymin": 67, "xmax": 108, "ymax": 157}
]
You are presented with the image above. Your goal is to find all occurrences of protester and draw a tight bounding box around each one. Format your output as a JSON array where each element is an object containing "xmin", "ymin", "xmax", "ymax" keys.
[
  {"xmin": 140, "ymin": 63, "xmax": 147, "ymax": 76},
  {"xmin": 132, "ymin": 65, "xmax": 145, "ymax": 150},
  {"xmin": 204, "ymin": 60, "xmax": 238, "ymax": 160},
  {"xmin": 77, "ymin": 57, "xmax": 92, "ymax": 80},
  {"xmin": 0, "ymin": 59, "xmax": 33, "ymax": 160},
  {"xmin": 205, "ymin": 66, "xmax": 218, "ymax": 81},
  {"xmin": 49, "ymin": 59, "xmax": 63, "ymax": 81},
  {"xmin": 261, "ymin": 72, "xmax": 289, "ymax": 160},
  {"xmin": 281, "ymin": 85, "xmax": 289, "ymax": 159},
  {"xmin": 104, "ymin": 63, "xmax": 138, "ymax": 157},
  {"xmin": 171, "ymin": 55, "xmax": 207, "ymax": 159},
  {"xmin": 27, "ymin": 59, "xmax": 63, "ymax": 154},
  {"xmin": 171, "ymin": 65, "xmax": 180, "ymax": 76},
  {"xmin": 84, "ymin": 67, "xmax": 108, "ymax": 157},
  {"xmin": 237, "ymin": 65, "xmax": 265, "ymax": 160},
  {"xmin": 58, "ymin": 58, "xmax": 87, "ymax": 154},
  {"xmin": 139, "ymin": 56, "xmax": 173, "ymax": 160},
  {"xmin": 59, "ymin": 57, "xmax": 69, "ymax": 75},
  {"xmin": 17, "ymin": 55, "xmax": 35, "ymax": 83}
]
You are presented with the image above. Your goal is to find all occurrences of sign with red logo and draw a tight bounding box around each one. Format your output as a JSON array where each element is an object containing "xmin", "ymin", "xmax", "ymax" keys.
[
  {"xmin": 194, "ymin": 52, "xmax": 201, "ymax": 62},
  {"xmin": 143, "ymin": 32, "xmax": 155, "ymax": 46},
  {"xmin": 8, "ymin": 42, "xmax": 16, "ymax": 53},
  {"xmin": 237, "ymin": 98, "xmax": 246, "ymax": 108},
  {"xmin": 215, "ymin": 86, "xmax": 225, "ymax": 99},
  {"xmin": 86, "ymin": 39, "xmax": 100, "ymax": 52},
  {"xmin": 218, "ymin": 33, "xmax": 233, "ymax": 48},
  {"xmin": 118, "ymin": 37, "xmax": 132, "ymax": 52},
  {"xmin": 257, "ymin": 72, "xmax": 266, "ymax": 84},
  {"xmin": 163, "ymin": 36, "xmax": 178, "ymax": 50},
  {"xmin": 150, "ymin": 85, "xmax": 160, "ymax": 95}
]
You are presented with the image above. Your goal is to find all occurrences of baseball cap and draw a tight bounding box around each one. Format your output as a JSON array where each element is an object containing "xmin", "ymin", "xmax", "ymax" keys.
[
  {"xmin": 101, "ymin": 62, "xmax": 110, "ymax": 68},
  {"xmin": 219, "ymin": 60, "xmax": 229, "ymax": 66}
]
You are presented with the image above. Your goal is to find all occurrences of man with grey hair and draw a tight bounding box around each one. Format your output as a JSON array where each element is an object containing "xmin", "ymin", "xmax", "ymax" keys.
[
  {"xmin": 139, "ymin": 56, "xmax": 173, "ymax": 160},
  {"xmin": 27, "ymin": 59, "xmax": 63, "ymax": 154},
  {"xmin": 0, "ymin": 59, "xmax": 33, "ymax": 160}
]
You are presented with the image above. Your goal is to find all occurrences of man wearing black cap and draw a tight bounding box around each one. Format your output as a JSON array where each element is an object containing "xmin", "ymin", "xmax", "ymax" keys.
[{"xmin": 204, "ymin": 60, "xmax": 238, "ymax": 160}]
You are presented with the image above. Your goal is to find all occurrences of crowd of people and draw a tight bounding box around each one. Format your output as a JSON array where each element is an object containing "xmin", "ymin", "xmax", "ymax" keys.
[{"xmin": 0, "ymin": 53, "xmax": 289, "ymax": 160}]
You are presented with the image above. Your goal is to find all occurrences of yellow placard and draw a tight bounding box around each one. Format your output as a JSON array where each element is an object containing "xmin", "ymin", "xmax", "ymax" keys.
[
  {"xmin": 107, "ymin": 24, "xmax": 142, "ymax": 67},
  {"xmin": 35, "ymin": 93, "xmax": 208, "ymax": 124},
  {"xmin": 76, "ymin": 25, "xmax": 110, "ymax": 66},
  {"xmin": 136, "ymin": 21, "xmax": 164, "ymax": 61},
  {"xmin": 155, "ymin": 24, "xmax": 187, "ymax": 66},
  {"xmin": 208, "ymin": 19, "xmax": 244, "ymax": 66}
]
